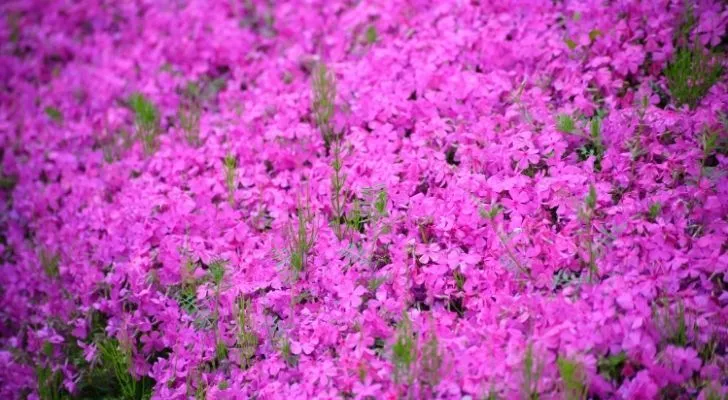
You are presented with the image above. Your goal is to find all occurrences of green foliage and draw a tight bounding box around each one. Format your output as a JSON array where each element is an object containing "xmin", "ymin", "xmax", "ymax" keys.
[
  {"xmin": 653, "ymin": 300, "xmax": 689, "ymax": 347},
  {"xmin": 367, "ymin": 275, "xmax": 388, "ymax": 292},
  {"xmin": 555, "ymin": 112, "xmax": 607, "ymax": 169},
  {"xmin": 345, "ymin": 199, "xmax": 364, "ymax": 235},
  {"xmin": 479, "ymin": 203, "xmax": 503, "ymax": 221},
  {"xmin": 171, "ymin": 257, "xmax": 208, "ymax": 327},
  {"xmin": 40, "ymin": 249, "xmax": 60, "ymax": 280},
  {"xmin": 552, "ymin": 268, "xmax": 580, "ymax": 289},
  {"xmin": 181, "ymin": 256, "xmax": 198, "ymax": 284},
  {"xmin": 665, "ymin": 43, "xmax": 723, "ymax": 110},
  {"xmin": 627, "ymin": 134, "xmax": 646, "ymax": 163},
  {"xmin": 703, "ymin": 383, "xmax": 723, "ymax": 400},
  {"xmin": 585, "ymin": 185, "xmax": 597, "ymax": 211},
  {"xmin": 312, "ymin": 63, "xmax": 348, "ymax": 241},
  {"xmin": 42, "ymin": 341, "xmax": 54, "ymax": 358},
  {"xmin": 648, "ymin": 202, "xmax": 662, "ymax": 222},
  {"xmin": 567, "ymin": 115, "xmax": 605, "ymax": 171},
  {"xmin": 374, "ymin": 189, "xmax": 388, "ymax": 216},
  {"xmin": 557, "ymin": 357, "xmax": 587, "ymax": 400},
  {"xmin": 453, "ymin": 269, "xmax": 466, "ymax": 291},
  {"xmin": 0, "ymin": 173, "xmax": 17, "ymax": 190},
  {"xmin": 177, "ymin": 78, "xmax": 221, "ymax": 147},
  {"xmin": 669, "ymin": 302, "xmax": 688, "ymax": 347},
  {"xmin": 178, "ymin": 105, "xmax": 201, "ymax": 147},
  {"xmin": 36, "ymin": 365, "xmax": 66, "ymax": 400},
  {"xmin": 194, "ymin": 381, "xmax": 207, "ymax": 400},
  {"xmin": 7, "ymin": 13, "xmax": 20, "ymax": 44},
  {"xmin": 484, "ymin": 389, "xmax": 500, "ymax": 400},
  {"xmin": 207, "ymin": 258, "xmax": 228, "ymax": 352},
  {"xmin": 128, "ymin": 93, "xmax": 160, "ymax": 154},
  {"xmin": 206, "ymin": 78, "xmax": 227, "ymax": 99},
  {"xmin": 597, "ymin": 352, "xmax": 626, "ymax": 382},
  {"xmin": 184, "ymin": 81, "xmax": 201, "ymax": 99},
  {"xmin": 666, "ymin": 1, "xmax": 722, "ymax": 109},
  {"xmin": 330, "ymin": 129, "xmax": 347, "ymax": 241},
  {"xmin": 279, "ymin": 336, "xmax": 298, "ymax": 367},
  {"xmin": 392, "ymin": 313, "xmax": 416, "ymax": 384},
  {"xmin": 215, "ymin": 339, "xmax": 228, "ymax": 364},
  {"xmin": 44, "ymin": 106, "xmax": 63, "ymax": 123},
  {"xmin": 365, "ymin": 26, "xmax": 378, "ymax": 44},
  {"xmin": 292, "ymin": 289, "xmax": 313, "ymax": 305},
  {"xmin": 699, "ymin": 337, "xmax": 718, "ymax": 364},
  {"xmin": 588, "ymin": 29, "xmax": 602, "ymax": 42},
  {"xmin": 347, "ymin": 186, "xmax": 389, "ymax": 241},
  {"xmin": 420, "ymin": 333, "xmax": 443, "ymax": 387},
  {"xmin": 286, "ymin": 198, "xmax": 317, "ymax": 280},
  {"xmin": 34, "ymin": 310, "xmax": 156, "ymax": 399},
  {"xmin": 175, "ymin": 284, "xmax": 199, "ymax": 315},
  {"xmin": 578, "ymin": 185, "xmax": 599, "ymax": 282},
  {"xmin": 357, "ymin": 363, "xmax": 368, "ymax": 382},
  {"xmin": 556, "ymin": 114, "xmax": 575, "ymax": 133},
  {"xmin": 235, "ymin": 296, "xmax": 258, "ymax": 368},
  {"xmin": 720, "ymin": 111, "xmax": 728, "ymax": 133},
  {"xmin": 575, "ymin": 116, "xmax": 605, "ymax": 170},
  {"xmin": 223, "ymin": 153, "xmax": 237, "ymax": 206},
  {"xmin": 701, "ymin": 129, "xmax": 719, "ymax": 162},
  {"xmin": 520, "ymin": 344, "xmax": 543, "ymax": 400},
  {"xmin": 480, "ymin": 203, "xmax": 529, "ymax": 277},
  {"xmin": 312, "ymin": 63, "xmax": 337, "ymax": 149},
  {"xmin": 208, "ymin": 259, "xmax": 227, "ymax": 287},
  {"xmin": 564, "ymin": 38, "xmax": 577, "ymax": 51},
  {"xmin": 97, "ymin": 338, "xmax": 152, "ymax": 400},
  {"xmin": 129, "ymin": 93, "xmax": 159, "ymax": 132},
  {"xmin": 510, "ymin": 79, "xmax": 535, "ymax": 127}
]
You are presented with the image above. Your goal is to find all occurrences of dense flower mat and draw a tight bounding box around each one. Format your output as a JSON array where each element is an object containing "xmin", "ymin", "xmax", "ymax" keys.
[{"xmin": 1, "ymin": 0, "xmax": 727, "ymax": 399}]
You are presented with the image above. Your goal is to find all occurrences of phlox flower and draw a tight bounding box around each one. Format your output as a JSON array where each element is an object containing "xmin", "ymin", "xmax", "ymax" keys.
[
  {"xmin": 696, "ymin": 9, "xmax": 727, "ymax": 47},
  {"xmin": 352, "ymin": 376, "xmax": 382, "ymax": 400},
  {"xmin": 416, "ymin": 243, "xmax": 441, "ymax": 264}
]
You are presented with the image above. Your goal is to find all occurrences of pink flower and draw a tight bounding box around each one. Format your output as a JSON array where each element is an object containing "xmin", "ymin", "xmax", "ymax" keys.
[
  {"xmin": 141, "ymin": 331, "xmax": 164, "ymax": 353},
  {"xmin": 352, "ymin": 377, "xmax": 382, "ymax": 400},
  {"xmin": 416, "ymin": 243, "xmax": 441, "ymax": 264},
  {"xmin": 614, "ymin": 45, "xmax": 645, "ymax": 76},
  {"xmin": 696, "ymin": 10, "xmax": 727, "ymax": 47}
]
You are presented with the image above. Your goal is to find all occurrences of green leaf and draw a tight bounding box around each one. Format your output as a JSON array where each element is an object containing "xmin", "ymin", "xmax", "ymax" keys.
[
  {"xmin": 665, "ymin": 43, "xmax": 723, "ymax": 109},
  {"xmin": 365, "ymin": 25, "xmax": 378, "ymax": 44},
  {"xmin": 648, "ymin": 202, "xmax": 662, "ymax": 221},
  {"xmin": 128, "ymin": 93, "xmax": 158, "ymax": 128},
  {"xmin": 392, "ymin": 313, "xmax": 416, "ymax": 384},
  {"xmin": 589, "ymin": 116, "xmax": 602, "ymax": 140},
  {"xmin": 557, "ymin": 357, "xmax": 587, "ymax": 400},
  {"xmin": 479, "ymin": 203, "xmax": 503, "ymax": 220},
  {"xmin": 208, "ymin": 259, "xmax": 227, "ymax": 286},
  {"xmin": 44, "ymin": 106, "xmax": 63, "ymax": 123},
  {"xmin": 374, "ymin": 189, "xmax": 388, "ymax": 215},
  {"xmin": 564, "ymin": 38, "xmax": 577, "ymax": 50},
  {"xmin": 556, "ymin": 114, "xmax": 575, "ymax": 133},
  {"xmin": 585, "ymin": 185, "xmax": 597, "ymax": 210},
  {"xmin": 588, "ymin": 29, "xmax": 602, "ymax": 42}
]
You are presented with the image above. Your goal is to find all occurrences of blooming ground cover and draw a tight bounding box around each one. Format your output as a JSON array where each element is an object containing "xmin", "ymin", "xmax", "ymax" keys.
[{"xmin": 1, "ymin": 0, "xmax": 727, "ymax": 399}]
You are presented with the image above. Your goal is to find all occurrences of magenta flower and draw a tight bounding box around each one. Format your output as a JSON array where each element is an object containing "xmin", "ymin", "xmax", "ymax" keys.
[
  {"xmin": 416, "ymin": 243, "xmax": 441, "ymax": 264},
  {"xmin": 696, "ymin": 9, "xmax": 727, "ymax": 47}
]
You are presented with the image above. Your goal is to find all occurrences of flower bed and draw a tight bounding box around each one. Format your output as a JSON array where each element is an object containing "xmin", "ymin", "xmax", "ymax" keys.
[{"xmin": 0, "ymin": 0, "xmax": 726, "ymax": 399}]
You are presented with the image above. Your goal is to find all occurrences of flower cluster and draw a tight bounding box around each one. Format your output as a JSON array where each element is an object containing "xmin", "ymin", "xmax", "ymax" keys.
[{"xmin": 0, "ymin": 0, "xmax": 726, "ymax": 399}]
